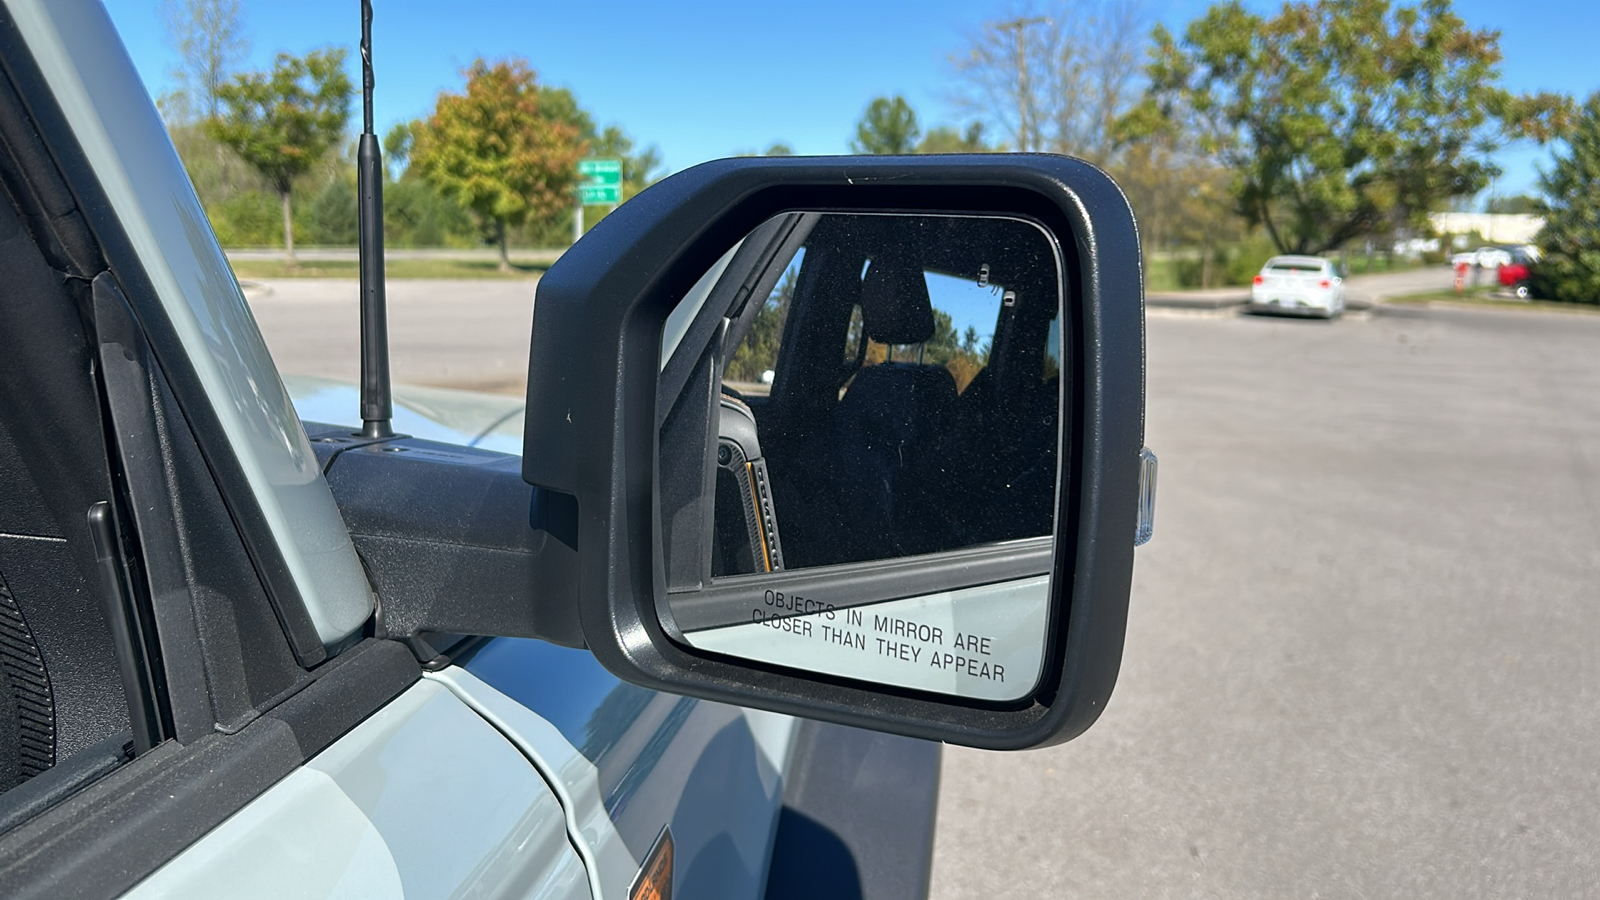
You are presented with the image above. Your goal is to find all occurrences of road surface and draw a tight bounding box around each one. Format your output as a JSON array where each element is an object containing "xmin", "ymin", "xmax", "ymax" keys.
[
  {"xmin": 246, "ymin": 278, "xmax": 537, "ymax": 393},
  {"xmin": 930, "ymin": 303, "xmax": 1600, "ymax": 898}
]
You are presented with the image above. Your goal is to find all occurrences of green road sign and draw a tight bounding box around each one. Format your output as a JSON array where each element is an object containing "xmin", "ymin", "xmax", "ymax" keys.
[{"xmin": 578, "ymin": 158, "xmax": 622, "ymax": 205}]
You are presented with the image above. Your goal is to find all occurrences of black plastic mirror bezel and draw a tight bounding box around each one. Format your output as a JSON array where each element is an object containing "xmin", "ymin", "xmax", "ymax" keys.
[{"xmin": 524, "ymin": 155, "xmax": 1143, "ymax": 749}]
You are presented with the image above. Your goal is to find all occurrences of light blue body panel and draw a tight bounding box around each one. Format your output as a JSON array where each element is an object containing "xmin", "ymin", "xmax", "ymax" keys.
[
  {"xmin": 121, "ymin": 649, "xmax": 796, "ymax": 900},
  {"xmin": 124, "ymin": 679, "xmax": 590, "ymax": 899},
  {"xmin": 461, "ymin": 639, "xmax": 795, "ymax": 899},
  {"xmin": 286, "ymin": 375, "xmax": 526, "ymax": 455}
]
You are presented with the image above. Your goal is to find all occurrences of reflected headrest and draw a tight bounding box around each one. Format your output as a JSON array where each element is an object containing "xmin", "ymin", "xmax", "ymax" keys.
[{"xmin": 860, "ymin": 256, "xmax": 933, "ymax": 345}]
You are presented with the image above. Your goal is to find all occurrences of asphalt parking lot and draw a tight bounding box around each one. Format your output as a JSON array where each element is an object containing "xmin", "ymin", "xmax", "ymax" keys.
[
  {"xmin": 249, "ymin": 271, "xmax": 1600, "ymax": 897},
  {"xmin": 931, "ymin": 302, "xmax": 1600, "ymax": 898},
  {"xmin": 246, "ymin": 277, "xmax": 537, "ymax": 393}
]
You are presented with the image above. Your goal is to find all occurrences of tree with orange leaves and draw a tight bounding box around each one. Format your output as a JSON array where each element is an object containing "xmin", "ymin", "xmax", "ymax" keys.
[{"xmin": 411, "ymin": 58, "xmax": 585, "ymax": 271}]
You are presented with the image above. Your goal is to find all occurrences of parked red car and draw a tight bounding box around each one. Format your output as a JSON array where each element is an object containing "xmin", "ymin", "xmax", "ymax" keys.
[{"xmin": 1497, "ymin": 247, "xmax": 1540, "ymax": 299}]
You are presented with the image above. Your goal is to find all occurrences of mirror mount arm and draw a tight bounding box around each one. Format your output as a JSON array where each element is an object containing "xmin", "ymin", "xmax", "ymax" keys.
[{"xmin": 310, "ymin": 426, "xmax": 586, "ymax": 655}]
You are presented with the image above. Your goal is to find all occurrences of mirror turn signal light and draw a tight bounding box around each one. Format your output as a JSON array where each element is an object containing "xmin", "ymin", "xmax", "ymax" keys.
[{"xmin": 1136, "ymin": 447, "xmax": 1157, "ymax": 546}]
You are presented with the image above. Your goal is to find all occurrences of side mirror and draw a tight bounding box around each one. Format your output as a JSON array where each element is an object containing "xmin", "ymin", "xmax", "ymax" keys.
[{"xmin": 524, "ymin": 155, "xmax": 1148, "ymax": 749}]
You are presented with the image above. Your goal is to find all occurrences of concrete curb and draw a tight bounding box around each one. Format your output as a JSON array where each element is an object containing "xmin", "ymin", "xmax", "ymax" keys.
[
  {"xmin": 1146, "ymin": 291, "xmax": 1247, "ymax": 310},
  {"xmin": 237, "ymin": 279, "xmax": 272, "ymax": 302}
]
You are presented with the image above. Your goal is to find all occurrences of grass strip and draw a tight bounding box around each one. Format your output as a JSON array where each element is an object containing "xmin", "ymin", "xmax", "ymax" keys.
[
  {"xmin": 1384, "ymin": 289, "xmax": 1600, "ymax": 315},
  {"xmin": 230, "ymin": 258, "xmax": 548, "ymax": 279}
]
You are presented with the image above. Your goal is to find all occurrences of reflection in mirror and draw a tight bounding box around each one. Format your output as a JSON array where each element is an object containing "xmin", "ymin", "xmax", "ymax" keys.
[{"xmin": 661, "ymin": 212, "xmax": 1066, "ymax": 703}]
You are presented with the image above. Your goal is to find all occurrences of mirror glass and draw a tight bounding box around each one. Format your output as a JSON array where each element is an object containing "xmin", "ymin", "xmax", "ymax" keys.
[{"xmin": 660, "ymin": 212, "xmax": 1066, "ymax": 702}]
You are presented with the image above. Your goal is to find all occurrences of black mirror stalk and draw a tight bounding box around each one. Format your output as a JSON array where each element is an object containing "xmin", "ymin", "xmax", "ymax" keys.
[{"xmin": 357, "ymin": 0, "xmax": 392, "ymax": 439}]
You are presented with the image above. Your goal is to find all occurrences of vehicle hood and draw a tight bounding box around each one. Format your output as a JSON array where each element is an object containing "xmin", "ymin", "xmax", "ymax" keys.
[{"xmin": 283, "ymin": 374, "xmax": 525, "ymax": 455}]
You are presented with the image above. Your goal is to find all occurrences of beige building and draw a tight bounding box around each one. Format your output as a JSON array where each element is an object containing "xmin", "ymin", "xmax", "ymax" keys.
[{"xmin": 1428, "ymin": 212, "xmax": 1545, "ymax": 245}]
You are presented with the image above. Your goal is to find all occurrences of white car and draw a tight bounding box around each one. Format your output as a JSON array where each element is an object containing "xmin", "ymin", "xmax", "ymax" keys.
[
  {"xmin": 1250, "ymin": 255, "xmax": 1346, "ymax": 318},
  {"xmin": 1449, "ymin": 246, "xmax": 1513, "ymax": 269}
]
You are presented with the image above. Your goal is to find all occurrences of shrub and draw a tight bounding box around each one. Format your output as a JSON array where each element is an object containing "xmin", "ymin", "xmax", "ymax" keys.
[
  {"xmin": 385, "ymin": 177, "xmax": 476, "ymax": 248},
  {"xmin": 1168, "ymin": 237, "xmax": 1282, "ymax": 287},
  {"xmin": 300, "ymin": 178, "xmax": 357, "ymax": 246},
  {"xmin": 208, "ymin": 191, "xmax": 280, "ymax": 247}
]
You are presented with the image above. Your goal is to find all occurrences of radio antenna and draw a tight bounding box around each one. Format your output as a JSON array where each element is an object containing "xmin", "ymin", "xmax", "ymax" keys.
[{"xmin": 357, "ymin": 0, "xmax": 392, "ymax": 438}]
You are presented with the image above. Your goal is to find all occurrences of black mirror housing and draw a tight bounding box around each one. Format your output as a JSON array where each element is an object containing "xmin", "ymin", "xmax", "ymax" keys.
[{"xmin": 523, "ymin": 155, "xmax": 1144, "ymax": 749}]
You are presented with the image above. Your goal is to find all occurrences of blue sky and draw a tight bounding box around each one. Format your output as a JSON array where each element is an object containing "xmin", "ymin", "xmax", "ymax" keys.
[{"xmin": 102, "ymin": 0, "xmax": 1598, "ymax": 199}]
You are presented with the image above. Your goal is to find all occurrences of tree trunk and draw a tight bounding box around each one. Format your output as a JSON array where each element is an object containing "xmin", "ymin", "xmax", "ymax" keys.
[
  {"xmin": 280, "ymin": 189, "xmax": 296, "ymax": 267},
  {"xmin": 1258, "ymin": 201, "xmax": 1290, "ymax": 255},
  {"xmin": 1201, "ymin": 231, "xmax": 1214, "ymax": 290},
  {"xmin": 497, "ymin": 219, "xmax": 511, "ymax": 273}
]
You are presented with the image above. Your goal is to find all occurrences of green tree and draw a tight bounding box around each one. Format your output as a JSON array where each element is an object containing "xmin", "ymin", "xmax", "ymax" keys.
[
  {"xmin": 390, "ymin": 93, "xmax": 658, "ymax": 246},
  {"xmin": 921, "ymin": 308, "xmax": 962, "ymax": 363},
  {"xmin": 917, "ymin": 122, "xmax": 992, "ymax": 153},
  {"xmin": 851, "ymin": 96, "xmax": 921, "ymax": 154},
  {"xmin": 300, "ymin": 176, "xmax": 356, "ymax": 245},
  {"xmin": 1484, "ymin": 194, "xmax": 1541, "ymax": 214},
  {"xmin": 535, "ymin": 85, "xmax": 595, "ymax": 138},
  {"xmin": 727, "ymin": 265, "xmax": 797, "ymax": 383},
  {"xmin": 514, "ymin": 85, "xmax": 661, "ymax": 241},
  {"xmin": 1137, "ymin": 0, "xmax": 1570, "ymax": 255},
  {"xmin": 383, "ymin": 177, "xmax": 475, "ymax": 247},
  {"xmin": 1529, "ymin": 93, "xmax": 1600, "ymax": 305},
  {"xmin": 211, "ymin": 190, "xmax": 279, "ymax": 246},
  {"xmin": 206, "ymin": 49, "xmax": 352, "ymax": 263},
  {"xmin": 374, "ymin": 119, "xmax": 478, "ymax": 247},
  {"xmin": 1114, "ymin": 120, "xmax": 1246, "ymax": 287},
  {"xmin": 534, "ymin": 86, "xmax": 660, "ymax": 195},
  {"xmin": 411, "ymin": 59, "xmax": 586, "ymax": 268},
  {"xmin": 922, "ymin": 309, "xmax": 989, "ymax": 392},
  {"xmin": 382, "ymin": 120, "xmax": 415, "ymax": 178}
]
